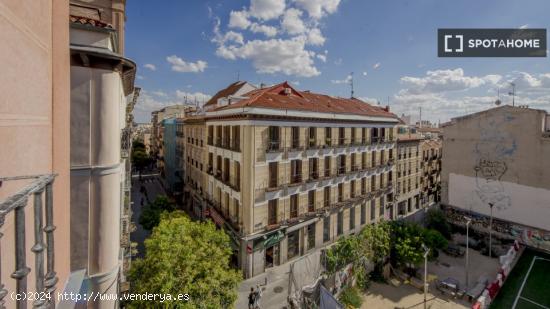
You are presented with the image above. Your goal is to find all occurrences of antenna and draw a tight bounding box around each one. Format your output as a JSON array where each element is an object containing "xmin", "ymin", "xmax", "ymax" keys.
[
  {"xmin": 349, "ymin": 72, "xmax": 354, "ymax": 98},
  {"xmin": 508, "ymin": 82, "xmax": 516, "ymax": 106},
  {"xmin": 495, "ymin": 88, "xmax": 501, "ymax": 106},
  {"xmin": 419, "ymin": 107, "xmax": 422, "ymax": 128}
]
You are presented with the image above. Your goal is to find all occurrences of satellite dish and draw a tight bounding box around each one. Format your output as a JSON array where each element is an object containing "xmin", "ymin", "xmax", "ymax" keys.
[{"xmin": 495, "ymin": 99, "xmax": 501, "ymax": 106}]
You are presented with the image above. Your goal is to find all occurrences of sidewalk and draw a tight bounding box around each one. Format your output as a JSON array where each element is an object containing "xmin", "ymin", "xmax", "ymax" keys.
[{"xmin": 235, "ymin": 263, "xmax": 291, "ymax": 309}]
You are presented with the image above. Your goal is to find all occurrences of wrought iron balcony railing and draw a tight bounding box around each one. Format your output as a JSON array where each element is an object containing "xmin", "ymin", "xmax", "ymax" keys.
[{"xmin": 0, "ymin": 174, "xmax": 58, "ymax": 308}]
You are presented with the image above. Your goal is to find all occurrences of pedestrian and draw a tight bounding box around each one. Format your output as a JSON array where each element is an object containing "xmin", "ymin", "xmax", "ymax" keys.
[
  {"xmin": 248, "ymin": 287, "xmax": 255, "ymax": 309},
  {"xmin": 254, "ymin": 285, "xmax": 262, "ymax": 309}
]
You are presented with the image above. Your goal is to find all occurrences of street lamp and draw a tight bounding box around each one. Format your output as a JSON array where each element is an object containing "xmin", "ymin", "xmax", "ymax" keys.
[
  {"xmin": 422, "ymin": 244, "xmax": 430, "ymax": 309},
  {"xmin": 464, "ymin": 216, "xmax": 472, "ymax": 290}
]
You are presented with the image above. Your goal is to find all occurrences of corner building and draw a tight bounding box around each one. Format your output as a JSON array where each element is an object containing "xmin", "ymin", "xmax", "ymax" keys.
[{"xmin": 188, "ymin": 82, "xmax": 400, "ymax": 278}]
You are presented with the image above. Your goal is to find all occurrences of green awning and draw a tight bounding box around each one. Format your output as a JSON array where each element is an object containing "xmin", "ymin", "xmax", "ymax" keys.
[{"xmin": 254, "ymin": 230, "xmax": 285, "ymax": 251}]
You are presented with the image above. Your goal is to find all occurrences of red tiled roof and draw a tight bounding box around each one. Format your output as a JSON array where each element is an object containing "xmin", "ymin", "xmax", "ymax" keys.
[
  {"xmin": 70, "ymin": 15, "xmax": 113, "ymax": 29},
  {"xmin": 211, "ymin": 82, "xmax": 397, "ymax": 119},
  {"xmin": 204, "ymin": 81, "xmax": 249, "ymax": 107}
]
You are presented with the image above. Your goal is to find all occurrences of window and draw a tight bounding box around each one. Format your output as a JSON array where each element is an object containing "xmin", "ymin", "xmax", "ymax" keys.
[
  {"xmin": 323, "ymin": 217, "xmax": 330, "ymax": 243},
  {"xmin": 290, "ymin": 160, "xmax": 302, "ymax": 183},
  {"xmin": 324, "ymin": 187, "xmax": 331, "ymax": 207},
  {"xmin": 360, "ymin": 203, "xmax": 366, "ymax": 225},
  {"xmin": 361, "ymin": 128, "xmax": 367, "ymax": 144},
  {"xmin": 337, "ymin": 212, "xmax": 343, "ymax": 235},
  {"xmin": 291, "ymin": 126, "xmax": 300, "ymax": 149},
  {"xmin": 325, "ymin": 127, "xmax": 332, "ymax": 146},
  {"xmin": 372, "ymin": 151, "xmax": 377, "ymax": 167},
  {"xmin": 269, "ymin": 162, "xmax": 278, "ymax": 188},
  {"xmin": 308, "ymin": 190, "xmax": 315, "ymax": 212},
  {"xmin": 308, "ymin": 127, "xmax": 316, "ymax": 148},
  {"xmin": 290, "ymin": 194, "xmax": 298, "ymax": 218},
  {"xmin": 307, "ymin": 224, "xmax": 316, "ymax": 250},
  {"xmin": 309, "ymin": 158, "xmax": 319, "ymax": 180},
  {"xmin": 337, "ymin": 154, "xmax": 346, "ymax": 175},
  {"xmin": 370, "ymin": 200, "xmax": 376, "ymax": 220},
  {"xmin": 350, "ymin": 207, "xmax": 355, "ymax": 230},
  {"xmin": 339, "ymin": 127, "xmax": 345, "ymax": 145},
  {"xmin": 361, "ymin": 177, "xmax": 366, "ymax": 195},
  {"xmin": 268, "ymin": 126, "xmax": 280, "ymax": 151},
  {"xmin": 379, "ymin": 196, "xmax": 385, "ymax": 217},
  {"xmin": 338, "ymin": 183, "xmax": 344, "ymax": 202},
  {"xmin": 350, "ymin": 180, "xmax": 356, "ymax": 198},
  {"xmin": 351, "ymin": 127, "xmax": 357, "ymax": 144},
  {"xmin": 324, "ymin": 157, "xmax": 331, "ymax": 177},
  {"xmin": 268, "ymin": 200, "xmax": 277, "ymax": 225},
  {"xmin": 287, "ymin": 230, "xmax": 299, "ymax": 260}
]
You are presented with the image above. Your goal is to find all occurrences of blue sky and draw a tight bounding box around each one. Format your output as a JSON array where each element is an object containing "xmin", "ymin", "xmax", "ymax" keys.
[{"xmin": 126, "ymin": 0, "xmax": 550, "ymax": 123}]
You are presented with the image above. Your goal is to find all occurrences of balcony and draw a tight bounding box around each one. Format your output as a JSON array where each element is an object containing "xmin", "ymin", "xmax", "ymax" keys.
[
  {"xmin": 337, "ymin": 138, "xmax": 348, "ymax": 146},
  {"xmin": 308, "ymin": 202, "xmax": 315, "ymax": 212},
  {"xmin": 289, "ymin": 174, "xmax": 303, "ymax": 186},
  {"xmin": 0, "ymin": 174, "xmax": 58, "ymax": 308},
  {"xmin": 207, "ymin": 136, "xmax": 214, "ymax": 145},
  {"xmin": 325, "ymin": 138, "xmax": 333, "ymax": 147},
  {"xmin": 290, "ymin": 139, "xmax": 302, "ymax": 151},
  {"xmin": 266, "ymin": 140, "xmax": 282, "ymax": 153},
  {"xmin": 337, "ymin": 167, "xmax": 346, "ymax": 176},
  {"xmin": 307, "ymin": 171, "xmax": 319, "ymax": 182}
]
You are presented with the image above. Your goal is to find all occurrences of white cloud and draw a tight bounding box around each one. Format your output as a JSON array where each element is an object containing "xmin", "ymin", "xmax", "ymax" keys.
[
  {"xmin": 214, "ymin": 0, "xmax": 342, "ymax": 77},
  {"xmin": 331, "ymin": 74, "xmax": 352, "ymax": 84},
  {"xmin": 166, "ymin": 55, "xmax": 208, "ymax": 73},
  {"xmin": 400, "ymin": 68, "xmax": 501, "ymax": 94},
  {"xmin": 316, "ymin": 54, "xmax": 327, "ymax": 62},
  {"xmin": 216, "ymin": 38, "xmax": 320, "ymax": 77},
  {"xmin": 282, "ymin": 8, "xmax": 306, "ymax": 34},
  {"xmin": 306, "ymin": 28, "xmax": 325, "ymax": 45},
  {"xmin": 519, "ymin": 24, "xmax": 529, "ymax": 29},
  {"xmin": 362, "ymin": 71, "xmax": 368, "ymax": 76},
  {"xmin": 250, "ymin": 23, "xmax": 278, "ymax": 36},
  {"xmin": 294, "ymin": 0, "xmax": 341, "ymax": 19},
  {"xmin": 175, "ymin": 90, "xmax": 212, "ymax": 103},
  {"xmin": 152, "ymin": 91, "xmax": 167, "ymax": 97},
  {"xmin": 249, "ymin": 0, "xmax": 286, "ymax": 20},
  {"xmin": 133, "ymin": 89, "xmax": 212, "ymax": 123},
  {"xmin": 391, "ymin": 69, "xmax": 550, "ymax": 123},
  {"xmin": 229, "ymin": 10, "xmax": 251, "ymax": 29},
  {"xmin": 144, "ymin": 64, "xmax": 156, "ymax": 71},
  {"xmin": 137, "ymin": 75, "xmax": 145, "ymax": 80},
  {"xmin": 373, "ymin": 62, "xmax": 381, "ymax": 69}
]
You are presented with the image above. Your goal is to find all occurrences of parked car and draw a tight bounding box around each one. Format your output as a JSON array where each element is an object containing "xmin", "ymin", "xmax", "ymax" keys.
[{"xmin": 444, "ymin": 244, "xmax": 465, "ymax": 257}]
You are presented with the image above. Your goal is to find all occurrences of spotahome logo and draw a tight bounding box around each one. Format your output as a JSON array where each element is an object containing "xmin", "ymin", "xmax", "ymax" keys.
[{"xmin": 438, "ymin": 29, "xmax": 546, "ymax": 57}]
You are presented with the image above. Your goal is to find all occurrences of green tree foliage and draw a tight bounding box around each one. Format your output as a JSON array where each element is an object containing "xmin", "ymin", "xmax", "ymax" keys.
[
  {"xmin": 139, "ymin": 195, "xmax": 175, "ymax": 231},
  {"xmin": 425, "ymin": 208, "xmax": 452, "ymax": 239},
  {"xmin": 132, "ymin": 139, "xmax": 146, "ymax": 151},
  {"xmin": 422, "ymin": 229, "xmax": 448, "ymax": 259},
  {"xmin": 128, "ymin": 211, "xmax": 242, "ymax": 308},
  {"xmin": 338, "ymin": 286, "xmax": 363, "ymax": 308},
  {"xmin": 391, "ymin": 222, "xmax": 425, "ymax": 266},
  {"xmin": 358, "ymin": 221, "xmax": 391, "ymax": 264},
  {"xmin": 132, "ymin": 150, "xmax": 150, "ymax": 171},
  {"xmin": 325, "ymin": 236, "xmax": 360, "ymax": 274}
]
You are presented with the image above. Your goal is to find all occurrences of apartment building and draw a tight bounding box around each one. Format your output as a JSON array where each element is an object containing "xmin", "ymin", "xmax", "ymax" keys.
[
  {"xmin": 442, "ymin": 105, "xmax": 550, "ymax": 251},
  {"xmin": 0, "ymin": 1, "xmax": 71, "ymax": 307},
  {"xmin": 395, "ymin": 135, "xmax": 423, "ymax": 219},
  {"xmin": 69, "ymin": 0, "xmax": 137, "ymax": 302},
  {"xmin": 184, "ymin": 117, "xmax": 208, "ymax": 219},
  {"xmin": 185, "ymin": 82, "xmax": 400, "ymax": 278},
  {"xmin": 421, "ymin": 139, "xmax": 442, "ymax": 206}
]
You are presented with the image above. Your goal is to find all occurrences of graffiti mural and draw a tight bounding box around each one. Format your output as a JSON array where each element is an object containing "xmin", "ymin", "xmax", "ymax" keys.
[{"xmin": 472, "ymin": 111, "xmax": 518, "ymax": 213}]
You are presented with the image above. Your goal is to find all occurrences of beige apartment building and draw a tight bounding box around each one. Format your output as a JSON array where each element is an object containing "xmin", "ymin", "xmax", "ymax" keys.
[
  {"xmin": 185, "ymin": 82, "xmax": 400, "ymax": 278},
  {"xmin": 442, "ymin": 105, "xmax": 550, "ymax": 251},
  {"xmin": 395, "ymin": 135, "xmax": 423, "ymax": 218},
  {"xmin": 421, "ymin": 138, "xmax": 442, "ymax": 206}
]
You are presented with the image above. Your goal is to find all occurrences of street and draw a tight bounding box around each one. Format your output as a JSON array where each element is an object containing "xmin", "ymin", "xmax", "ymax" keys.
[{"xmin": 130, "ymin": 171, "xmax": 166, "ymax": 258}]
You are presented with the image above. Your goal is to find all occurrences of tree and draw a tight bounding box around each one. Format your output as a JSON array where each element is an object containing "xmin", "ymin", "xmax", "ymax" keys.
[
  {"xmin": 358, "ymin": 221, "xmax": 391, "ymax": 264},
  {"xmin": 128, "ymin": 211, "xmax": 242, "ymax": 308},
  {"xmin": 422, "ymin": 229, "xmax": 448, "ymax": 259},
  {"xmin": 132, "ymin": 150, "xmax": 150, "ymax": 172},
  {"xmin": 325, "ymin": 236, "xmax": 360, "ymax": 274},
  {"xmin": 425, "ymin": 208, "xmax": 452, "ymax": 239},
  {"xmin": 391, "ymin": 222, "xmax": 425, "ymax": 266},
  {"xmin": 132, "ymin": 139, "xmax": 146, "ymax": 151},
  {"xmin": 139, "ymin": 195, "xmax": 175, "ymax": 231}
]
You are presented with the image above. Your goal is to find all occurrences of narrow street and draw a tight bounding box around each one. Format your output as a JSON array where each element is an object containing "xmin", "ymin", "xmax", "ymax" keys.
[{"xmin": 130, "ymin": 170, "xmax": 166, "ymax": 258}]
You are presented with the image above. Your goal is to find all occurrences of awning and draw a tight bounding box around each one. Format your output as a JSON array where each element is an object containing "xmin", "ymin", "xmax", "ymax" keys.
[{"xmin": 263, "ymin": 230, "xmax": 285, "ymax": 249}]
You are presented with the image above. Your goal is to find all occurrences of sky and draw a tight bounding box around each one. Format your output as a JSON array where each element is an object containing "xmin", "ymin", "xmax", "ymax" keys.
[{"xmin": 126, "ymin": 0, "xmax": 550, "ymax": 123}]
